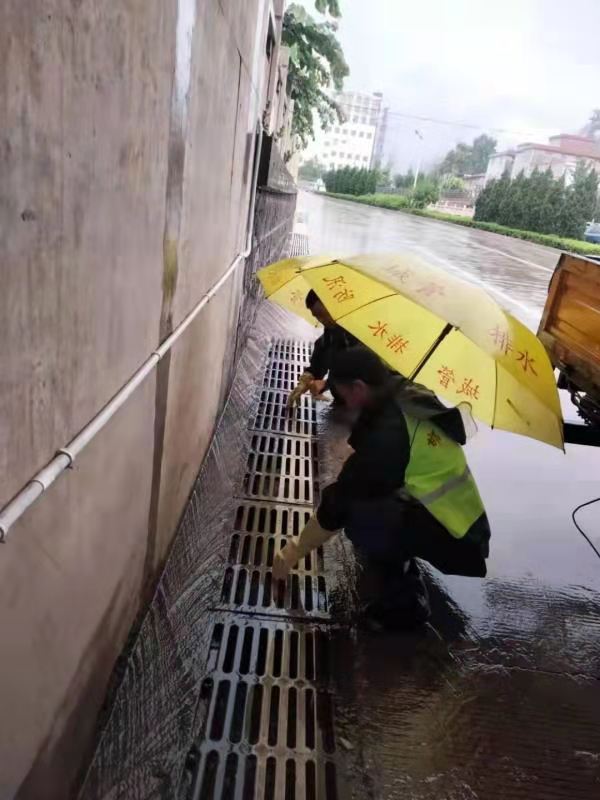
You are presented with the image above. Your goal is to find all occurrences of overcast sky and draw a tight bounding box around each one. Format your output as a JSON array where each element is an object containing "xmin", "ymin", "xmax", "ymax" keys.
[{"xmin": 301, "ymin": 0, "xmax": 600, "ymax": 171}]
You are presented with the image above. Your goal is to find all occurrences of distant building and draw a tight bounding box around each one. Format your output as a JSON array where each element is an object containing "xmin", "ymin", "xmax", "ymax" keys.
[
  {"xmin": 485, "ymin": 134, "xmax": 600, "ymax": 184},
  {"xmin": 300, "ymin": 90, "xmax": 385, "ymax": 172},
  {"xmin": 462, "ymin": 173, "xmax": 487, "ymax": 199}
]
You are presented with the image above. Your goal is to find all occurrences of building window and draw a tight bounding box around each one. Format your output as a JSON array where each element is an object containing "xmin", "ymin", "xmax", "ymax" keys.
[
  {"xmin": 330, "ymin": 163, "xmax": 334, "ymax": 169},
  {"xmin": 366, "ymin": 132, "xmax": 373, "ymax": 139},
  {"xmin": 358, "ymin": 131, "xmax": 365, "ymax": 138},
  {"xmin": 331, "ymin": 151, "xmax": 337, "ymax": 157},
  {"xmin": 363, "ymin": 156, "xmax": 368, "ymax": 162},
  {"xmin": 353, "ymin": 116, "xmax": 359, "ymax": 123},
  {"xmin": 351, "ymin": 130, "xmax": 356, "ymax": 136},
  {"xmin": 362, "ymin": 116, "xmax": 367, "ymax": 124},
  {"xmin": 334, "ymin": 127, "xmax": 340, "ymax": 134}
]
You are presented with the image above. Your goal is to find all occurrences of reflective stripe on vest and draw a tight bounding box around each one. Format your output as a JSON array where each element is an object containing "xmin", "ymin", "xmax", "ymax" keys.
[{"xmin": 404, "ymin": 415, "xmax": 485, "ymax": 539}]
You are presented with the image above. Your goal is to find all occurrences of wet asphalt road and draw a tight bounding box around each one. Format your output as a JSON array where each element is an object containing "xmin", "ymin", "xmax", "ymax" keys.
[{"xmin": 299, "ymin": 191, "xmax": 600, "ymax": 799}]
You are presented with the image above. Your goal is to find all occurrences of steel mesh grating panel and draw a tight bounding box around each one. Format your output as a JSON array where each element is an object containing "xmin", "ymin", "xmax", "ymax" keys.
[
  {"xmin": 262, "ymin": 359, "xmax": 308, "ymax": 392},
  {"xmin": 252, "ymin": 389, "xmax": 317, "ymax": 437},
  {"xmin": 188, "ymin": 619, "xmax": 338, "ymax": 800},
  {"xmin": 289, "ymin": 232, "xmax": 310, "ymax": 258},
  {"xmin": 243, "ymin": 434, "xmax": 319, "ymax": 505},
  {"xmin": 268, "ymin": 339, "xmax": 314, "ymax": 365},
  {"xmin": 191, "ymin": 750, "xmax": 338, "ymax": 800}
]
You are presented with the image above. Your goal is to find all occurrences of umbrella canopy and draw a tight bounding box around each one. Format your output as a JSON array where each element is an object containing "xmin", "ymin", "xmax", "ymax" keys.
[{"xmin": 258, "ymin": 252, "xmax": 564, "ymax": 449}]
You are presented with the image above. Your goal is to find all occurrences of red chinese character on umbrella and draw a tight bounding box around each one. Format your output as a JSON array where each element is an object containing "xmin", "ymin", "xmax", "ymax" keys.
[
  {"xmin": 457, "ymin": 378, "xmax": 480, "ymax": 400},
  {"xmin": 387, "ymin": 334, "xmax": 409, "ymax": 354},
  {"xmin": 290, "ymin": 289, "xmax": 303, "ymax": 306},
  {"xmin": 437, "ymin": 365, "xmax": 456, "ymax": 389},
  {"xmin": 323, "ymin": 276, "xmax": 346, "ymax": 287},
  {"xmin": 417, "ymin": 282, "xmax": 445, "ymax": 297},
  {"xmin": 489, "ymin": 325, "xmax": 513, "ymax": 355},
  {"xmin": 332, "ymin": 287, "xmax": 354, "ymax": 302},
  {"xmin": 369, "ymin": 321, "xmax": 389, "ymax": 338},
  {"xmin": 516, "ymin": 349, "xmax": 538, "ymax": 376}
]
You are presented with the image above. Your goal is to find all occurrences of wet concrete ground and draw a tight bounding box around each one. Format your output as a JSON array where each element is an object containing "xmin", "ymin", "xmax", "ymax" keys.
[{"xmin": 299, "ymin": 191, "xmax": 600, "ymax": 798}]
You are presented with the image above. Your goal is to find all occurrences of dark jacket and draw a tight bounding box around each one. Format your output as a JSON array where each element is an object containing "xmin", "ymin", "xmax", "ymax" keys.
[
  {"xmin": 308, "ymin": 325, "xmax": 360, "ymax": 380},
  {"xmin": 317, "ymin": 376, "xmax": 467, "ymax": 532}
]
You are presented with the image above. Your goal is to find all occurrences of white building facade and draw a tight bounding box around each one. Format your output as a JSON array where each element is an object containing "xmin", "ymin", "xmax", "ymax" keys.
[
  {"xmin": 301, "ymin": 90, "xmax": 384, "ymax": 171},
  {"xmin": 485, "ymin": 134, "xmax": 600, "ymax": 185}
]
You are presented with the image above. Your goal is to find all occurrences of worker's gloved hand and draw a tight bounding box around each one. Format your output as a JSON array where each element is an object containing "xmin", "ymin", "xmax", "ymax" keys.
[
  {"xmin": 272, "ymin": 516, "xmax": 337, "ymax": 581},
  {"xmin": 287, "ymin": 371, "xmax": 315, "ymax": 408},
  {"xmin": 309, "ymin": 378, "xmax": 328, "ymax": 399}
]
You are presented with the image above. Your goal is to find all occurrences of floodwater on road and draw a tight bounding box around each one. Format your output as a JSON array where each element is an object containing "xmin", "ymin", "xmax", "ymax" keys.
[{"xmin": 299, "ymin": 192, "xmax": 600, "ymax": 799}]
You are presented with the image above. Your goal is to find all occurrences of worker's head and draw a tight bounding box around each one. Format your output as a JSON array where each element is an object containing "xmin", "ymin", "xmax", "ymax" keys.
[
  {"xmin": 329, "ymin": 347, "xmax": 390, "ymax": 410},
  {"xmin": 306, "ymin": 290, "xmax": 335, "ymax": 328}
]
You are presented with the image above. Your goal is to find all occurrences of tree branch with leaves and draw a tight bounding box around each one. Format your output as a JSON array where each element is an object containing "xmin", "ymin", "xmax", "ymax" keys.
[{"xmin": 282, "ymin": 3, "xmax": 349, "ymax": 148}]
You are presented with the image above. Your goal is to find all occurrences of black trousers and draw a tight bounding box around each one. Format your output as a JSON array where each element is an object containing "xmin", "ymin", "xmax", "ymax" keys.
[{"xmin": 344, "ymin": 497, "xmax": 489, "ymax": 578}]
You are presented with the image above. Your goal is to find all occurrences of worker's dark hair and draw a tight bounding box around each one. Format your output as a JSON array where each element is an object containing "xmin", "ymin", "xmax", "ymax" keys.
[
  {"xmin": 329, "ymin": 346, "xmax": 389, "ymax": 387},
  {"xmin": 305, "ymin": 289, "xmax": 321, "ymax": 309}
]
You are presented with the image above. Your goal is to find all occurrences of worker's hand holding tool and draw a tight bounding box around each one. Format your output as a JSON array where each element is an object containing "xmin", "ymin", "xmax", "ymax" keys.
[
  {"xmin": 287, "ymin": 371, "xmax": 316, "ymax": 408},
  {"xmin": 272, "ymin": 516, "xmax": 337, "ymax": 581}
]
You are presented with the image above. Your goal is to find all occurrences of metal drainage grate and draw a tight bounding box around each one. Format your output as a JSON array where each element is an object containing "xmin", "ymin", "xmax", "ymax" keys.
[
  {"xmin": 228, "ymin": 528, "xmax": 325, "ymax": 576},
  {"xmin": 221, "ymin": 501, "xmax": 328, "ymax": 618},
  {"xmin": 289, "ymin": 232, "xmax": 310, "ymax": 257},
  {"xmin": 219, "ymin": 566, "xmax": 328, "ymax": 618},
  {"xmin": 262, "ymin": 359, "xmax": 307, "ymax": 392},
  {"xmin": 243, "ymin": 434, "xmax": 319, "ymax": 505},
  {"xmin": 268, "ymin": 340, "xmax": 313, "ymax": 365},
  {"xmin": 234, "ymin": 500, "xmax": 313, "ymax": 538},
  {"xmin": 252, "ymin": 390, "xmax": 317, "ymax": 437},
  {"xmin": 188, "ymin": 619, "xmax": 338, "ymax": 800},
  {"xmin": 187, "ymin": 340, "xmax": 339, "ymax": 800}
]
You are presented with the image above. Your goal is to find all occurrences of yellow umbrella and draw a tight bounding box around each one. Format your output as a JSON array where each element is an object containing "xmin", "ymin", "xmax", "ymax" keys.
[{"xmin": 258, "ymin": 252, "xmax": 564, "ymax": 449}]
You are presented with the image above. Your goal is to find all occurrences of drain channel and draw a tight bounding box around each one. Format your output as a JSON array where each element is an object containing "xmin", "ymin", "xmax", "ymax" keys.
[{"xmin": 187, "ymin": 338, "xmax": 340, "ymax": 800}]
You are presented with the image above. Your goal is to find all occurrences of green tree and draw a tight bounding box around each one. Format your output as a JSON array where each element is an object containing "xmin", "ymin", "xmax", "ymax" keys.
[
  {"xmin": 282, "ymin": 4, "xmax": 349, "ymax": 148},
  {"xmin": 474, "ymin": 170, "xmax": 510, "ymax": 222},
  {"xmin": 559, "ymin": 162, "xmax": 599, "ymax": 238},
  {"xmin": 298, "ymin": 156, "xmax": 325, "ymax": 181},
  {"xmin": 440, "ymin": 134, "xmax": 497, "ymax": 176},
  {"xmin": 410, "ymin": 180, "xmax": 439, "ymax": 209},
  {"xmin": 315, "ymin": 0, "xmax": 341, "ymax": 15}
]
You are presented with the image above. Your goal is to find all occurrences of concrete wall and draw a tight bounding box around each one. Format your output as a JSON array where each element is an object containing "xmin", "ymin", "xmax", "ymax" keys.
[{"xmin": 0, "ymin": 1, "xmax": 282, "ymax": 797}]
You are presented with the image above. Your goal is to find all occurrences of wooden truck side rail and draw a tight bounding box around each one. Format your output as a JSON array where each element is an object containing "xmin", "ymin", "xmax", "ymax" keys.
[
  {"xmin": 538, "ymin": 252, "xmax": 600, "ymax": 442},
  {"xmin": 538, "ymin": 253, "xmax": 600, "ymax": 402}
]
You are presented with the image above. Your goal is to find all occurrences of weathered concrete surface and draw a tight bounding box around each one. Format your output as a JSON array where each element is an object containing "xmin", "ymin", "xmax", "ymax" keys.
[{"xmin": 0, "ymin": 2, "xmax": 278, "ymax": 798}]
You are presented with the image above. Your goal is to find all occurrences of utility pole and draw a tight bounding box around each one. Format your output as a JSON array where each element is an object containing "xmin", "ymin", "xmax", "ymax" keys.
[{"xmin": 413, "ymin": 128, "xmax": 424, "ymax": 189}]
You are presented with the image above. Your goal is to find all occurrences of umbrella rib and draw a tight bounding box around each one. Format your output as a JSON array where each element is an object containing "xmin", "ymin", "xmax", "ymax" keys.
[
  {"xmin": 334, "ymin": 291, "xmax": 398, "ymax": 323},
  {"xmin": 409, "ymin": 323, "xmax": 454, "ymax": 381}
]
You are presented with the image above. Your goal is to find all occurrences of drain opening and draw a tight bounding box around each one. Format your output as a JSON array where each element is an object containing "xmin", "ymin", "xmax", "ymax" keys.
[
  {"xmin": 220, "ymin": 567, "xmax": 328, "ymax": 616},
  {"xmin": 204, "ymin": 622, "xmax": 333, "ymax": 686},
  {"xmin": 235, "ymin": 502, "xmax": 312, "ymax": 538},
  {"xmin": 252, "ymin": 390, "xmax": 317, "ymax": 437}
]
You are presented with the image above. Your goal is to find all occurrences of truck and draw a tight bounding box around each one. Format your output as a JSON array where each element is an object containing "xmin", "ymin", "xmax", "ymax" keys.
[{"xmin": 538, "ymin": 252, "xmax": 600, "ymax": 446}]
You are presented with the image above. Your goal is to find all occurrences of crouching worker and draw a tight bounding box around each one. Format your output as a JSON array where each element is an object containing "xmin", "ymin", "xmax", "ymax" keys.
[
  {"xmin": 287, "ymin": 290, "xmax": 359, "ymax": 406},
  {"xmin": 274, "ymin": 347, "xmax": 491, "ymax": 630}
]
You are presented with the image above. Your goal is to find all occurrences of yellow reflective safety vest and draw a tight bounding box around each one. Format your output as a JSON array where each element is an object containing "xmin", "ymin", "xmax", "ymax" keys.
[{"xmin": 404, "ymin": 415, "xmax": 486, "ymax": 539}]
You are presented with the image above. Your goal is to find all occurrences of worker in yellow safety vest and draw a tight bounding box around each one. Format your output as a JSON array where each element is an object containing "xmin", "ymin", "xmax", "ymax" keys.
[{"xmin": 274, "ymin": 346, "xmax": 491, "ymax": 630}]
